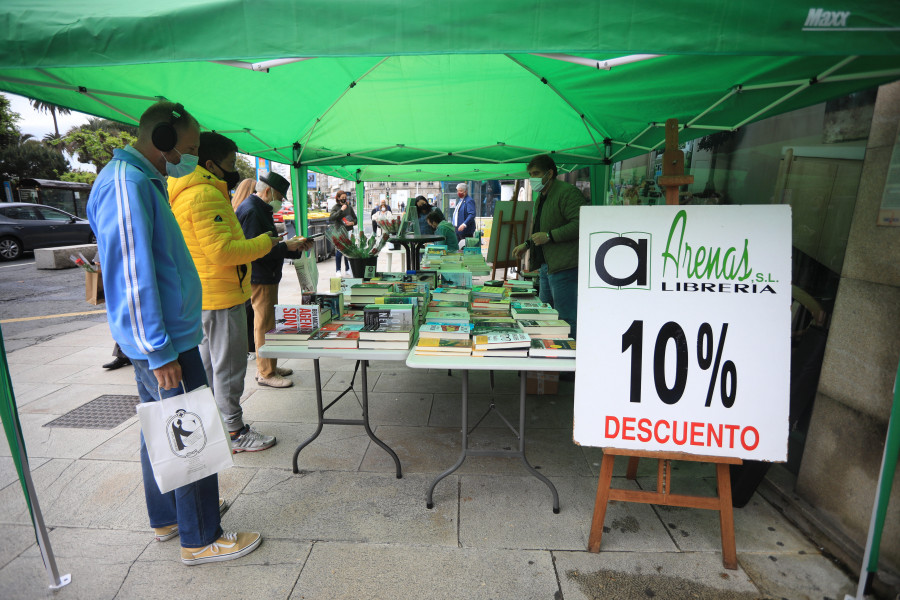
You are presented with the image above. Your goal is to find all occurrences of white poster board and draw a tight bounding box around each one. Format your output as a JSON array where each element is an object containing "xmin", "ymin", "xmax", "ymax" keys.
[{"xmin": 573, "ymin": 205, "xmax": 791, "ymax": 462}]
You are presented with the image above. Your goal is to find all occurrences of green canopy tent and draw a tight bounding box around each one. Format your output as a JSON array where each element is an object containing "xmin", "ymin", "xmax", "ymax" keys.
[{"xmin": 1, "ymin": 0, "xmax": 900, "ymax": 590}]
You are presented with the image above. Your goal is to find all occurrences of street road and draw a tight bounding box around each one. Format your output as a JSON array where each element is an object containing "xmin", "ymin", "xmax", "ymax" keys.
[{"xmin": 0, "ymin": 257, "xmax": 108, "ymax": 352}]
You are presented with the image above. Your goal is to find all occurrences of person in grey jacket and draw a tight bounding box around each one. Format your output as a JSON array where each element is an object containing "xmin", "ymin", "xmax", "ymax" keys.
[{"xmin": 513, "ymin": 154, "xmax": 588, "ymax": 339}]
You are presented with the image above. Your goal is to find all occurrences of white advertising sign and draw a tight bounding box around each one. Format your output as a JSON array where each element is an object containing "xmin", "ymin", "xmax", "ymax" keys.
[{"xmin": 574, "ymin": 206, "xmax": 791, "ymax": 462}]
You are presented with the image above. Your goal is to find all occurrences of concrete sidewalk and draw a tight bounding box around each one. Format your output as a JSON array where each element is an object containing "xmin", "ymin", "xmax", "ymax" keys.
[{"xmin": 0, "ymin": 255, "xmax": 859, "ymax": 599}]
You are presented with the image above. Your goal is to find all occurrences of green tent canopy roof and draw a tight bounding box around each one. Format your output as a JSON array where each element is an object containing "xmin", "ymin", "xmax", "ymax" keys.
[{"xmin": 1, "ymin": 1, "xmax": 899, "ymax": 170}]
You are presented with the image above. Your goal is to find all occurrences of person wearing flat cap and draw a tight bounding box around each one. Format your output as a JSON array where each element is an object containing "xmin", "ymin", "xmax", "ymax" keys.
[{"xmin": 236, "ymin": 172, "xmax": 313, "ymax": 388}]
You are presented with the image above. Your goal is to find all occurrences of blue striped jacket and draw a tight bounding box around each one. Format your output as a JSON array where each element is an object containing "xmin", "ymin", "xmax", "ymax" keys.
[{"xmin": 87, "ymin": 147, "xmax": 203, "ymax": 369}]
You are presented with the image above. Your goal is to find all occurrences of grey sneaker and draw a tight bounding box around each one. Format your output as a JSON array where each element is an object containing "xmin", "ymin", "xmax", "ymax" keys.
[{"xmin": 230, "ymin": 425, "xmax": 276, "ymax": 453}]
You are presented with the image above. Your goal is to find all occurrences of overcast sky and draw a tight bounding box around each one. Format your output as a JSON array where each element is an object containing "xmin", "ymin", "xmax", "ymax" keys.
[{"xmin": 4, "ymin": 92, "xmax": 95, "ymax": 171}]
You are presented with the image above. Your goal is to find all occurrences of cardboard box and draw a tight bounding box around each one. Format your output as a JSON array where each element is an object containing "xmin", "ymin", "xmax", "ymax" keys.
[
  {"xmin": 85, "ymin": 267, "xmax": 104, "ymax": 305},
  {"xmin": 526, "ymin": 371, "xmax": 558, "ymax": 395}
]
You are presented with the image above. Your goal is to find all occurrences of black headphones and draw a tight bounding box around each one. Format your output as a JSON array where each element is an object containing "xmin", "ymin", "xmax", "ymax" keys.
[{"xmin": 151, "ymin": 103, "xmax": 185, "ymax": 152}]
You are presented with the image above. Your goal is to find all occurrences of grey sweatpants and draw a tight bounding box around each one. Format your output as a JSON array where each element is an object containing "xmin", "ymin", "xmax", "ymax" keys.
[{"xmin": 199, "ymin": 303, "xmax": 248, "ymax": 433}]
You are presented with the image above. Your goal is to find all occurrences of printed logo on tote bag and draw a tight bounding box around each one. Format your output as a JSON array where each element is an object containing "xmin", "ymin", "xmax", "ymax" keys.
[{"xmin": 165, "ymin": 409, "xmax": 207, "ymax": 458}]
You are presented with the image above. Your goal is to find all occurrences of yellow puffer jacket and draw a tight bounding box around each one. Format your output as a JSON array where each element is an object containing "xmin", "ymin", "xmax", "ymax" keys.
[{"xmin": 169, "ymin": 167, "xmax": 272, "ymax": 310}]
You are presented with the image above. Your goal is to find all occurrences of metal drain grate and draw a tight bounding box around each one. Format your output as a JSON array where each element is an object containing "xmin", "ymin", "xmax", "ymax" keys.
[{"xmin": 43, "ymin": 395, "xmax": 141, "ymax": 430}]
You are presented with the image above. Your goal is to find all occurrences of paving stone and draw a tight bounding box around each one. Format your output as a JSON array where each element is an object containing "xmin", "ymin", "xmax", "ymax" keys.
[
  {"xmin": 0, "ymin": 527, "xmax": 151, "ymax": 600},
  {"xmin": 0, "ymin": 412, "xmax": 126, "ymax": 459},
  {"xmin": 81, "ymin": 421, "xmax": 142, "ymax": 462},
  {"xmin": 291, "ymin": 542, "xmax": 558, "ymax": 600},
  {"xmin": 0, "ymin": 458, "xmax": 142, "ymax": 528},
  {"xmin": 0, "ymin": 455, "xmax": 50, "ymax": 490},
  {"xmin": 117, "ymin": 538, "xmax": 310, "ymax": 600},
  {"xmin": 45, "ymin": 345, "xmax": 124, "ymax": 366},
  {"xmin": 0, "ymin": 524, "xmax": 37, "ymax": 570},
  {"xmin": 554, "ymin": 549, "xmax": 761, "ymax": 600},
  {"xmin": 237, "ymin": 385, "xmax": 332, "ymax": 424},
  {"xmin": 17, "ymin": 383, "xmax": 138, "ymax": 416},
  {"xmin": 226, "ymin": 470, "xmax": 458, "ymax": 545},
  {"xmin": 229, "ymin": 421, "xmax": 371, "ymax": 472},
  {"xmin": 459, "ymin": 475, "xmax": 677, "ymax": 552},
  {"xmin": 639, "ymin": 476, "xmax": 819, "ymax": 554},
  {"xmin": 5, "ymin": 383, "xmax": 67, "ymax": 408},
  {"xmin": 5, "ymin": 345, "xmax": 83, "ymax": 365},
  {"xmin": 56, "ymin": 363, "xmax": 140, "ymax": 386},
  {"xmin": 10, "ymin": 363, "xmax": 93, "ymax": 386},
  {"xmin": 739, "ymin": 552, "xmax": 856, "ymax": 600}
]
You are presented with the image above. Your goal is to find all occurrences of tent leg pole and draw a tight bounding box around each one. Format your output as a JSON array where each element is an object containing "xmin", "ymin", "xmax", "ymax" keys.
[{"xmin": 13, "ymin": 424, "xmax": 70, "ymax": 590}]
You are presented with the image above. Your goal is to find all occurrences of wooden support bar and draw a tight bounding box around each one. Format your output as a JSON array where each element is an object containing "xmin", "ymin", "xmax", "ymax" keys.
[{"xmin": 588, "ymin": 449, "xmax": 741, "ymax": 570}]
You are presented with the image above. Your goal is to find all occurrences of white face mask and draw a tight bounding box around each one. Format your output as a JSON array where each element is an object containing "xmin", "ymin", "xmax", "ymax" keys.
[
  {"xmin": 164, "ymin": 149, "xmax": 198, "ymax": 178},
  {"xmin": 529, "ymin": 176, "xmax": 545, "ymax": 194}
]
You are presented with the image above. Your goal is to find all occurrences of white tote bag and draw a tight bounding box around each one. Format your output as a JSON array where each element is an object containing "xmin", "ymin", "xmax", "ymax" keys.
[{"xmin": 137, "ymin": 384, "xmax": 234, "ymax": 494}]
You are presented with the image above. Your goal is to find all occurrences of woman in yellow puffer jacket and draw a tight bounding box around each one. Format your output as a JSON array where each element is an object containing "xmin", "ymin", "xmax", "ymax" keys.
[
  {"xmin": 169, "ymin": 132, "xmax": 280, "ymax": 451},
  {"xmin": 169, "ymin": 161, "xmax": 272, "ymax": 310}
]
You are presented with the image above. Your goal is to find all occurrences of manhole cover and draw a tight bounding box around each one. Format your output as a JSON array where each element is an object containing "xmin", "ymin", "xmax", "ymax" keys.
[{"xmin": 43, "ymin": 395, "xmax": 141, "ymax": 429}]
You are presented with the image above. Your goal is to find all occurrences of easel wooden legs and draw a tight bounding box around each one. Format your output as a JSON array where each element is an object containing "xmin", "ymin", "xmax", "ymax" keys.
[{"xmin": 588, "ymin": 448, "xmax": 741, "ymax": 570}]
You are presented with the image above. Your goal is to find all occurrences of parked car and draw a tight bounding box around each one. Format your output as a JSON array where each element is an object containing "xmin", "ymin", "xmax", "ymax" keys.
[{"xmin": 0, "ymin": 202, "xmax": 95, "ymax": 261}]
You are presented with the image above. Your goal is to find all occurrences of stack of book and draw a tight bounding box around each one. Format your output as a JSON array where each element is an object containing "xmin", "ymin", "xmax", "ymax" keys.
[
  {"xmin": 358, "ymin": 322, "xmax": 414, "ymax": 350},
  {"xmin": 511, "ymin": 306, "xmax": 559, "ymax": 321},
  {"xmin": 306, "ymin": 322, "xmax": 363, "ymax": 349},
  {"xmin": 418, "ymin": 322, "xmax": 472, "ymax": 341},
  {"xmin": 275, "ymin": 304, "xmax": 331, "ymax": 332},
  {"xmin": 471, "ymin": 284, "xmax": 507, "ymax": 302},
  {"xmin": 470, "ymin": 317, "xmax": 523, "ymax": 338},
  {"xmin": 331, "ymin": 311, "xmax": 365, "ymax": 326},
  {"xmin": 432, "ymin": 287, "xmax": 471, "ymax": 303},
  {"xmin": 302, "ymin": 292, "xmax": 345, "ymax": 319},
  {"xmin": 427, "ymin": 299, "xmax": 469, "ymax": 312},
  {"xmin": 424, "ymin": 309, "xmax": 470, "ymax": 326},
  {"xmin": 471, "ymin": 331, "xmax": 531, "ymax": 357},
  {"xmin": 414, "ymin": 337, "xmax": 473, "ymax": 356},
  {"xmin": 364, "ymin": 302, "xmax": 416, "ymax": 329},
  {"xmin": 516, "ymin": 319, "xmax": 571, "ymax": 339},
  {"xmin": 347, "ymin": 282, "xmax": 396, "ymax": 309},
  {"xmin": 263, "ymin": 327, "xmax": 316, "ymax": 347},
  {"xmin": 435, "ymin": 270, "xmax": 473, "ymax": 288},
  {"xmin": 471, "ymin": 298, "xmax": 511, "ymax": 316},
  {"xmin": 461, "ymin": 247, "xmax": 490, "ymax": 275},
  {"xmin": 529, "ymin": 338, "xmax": 576, "ymax": 358}
]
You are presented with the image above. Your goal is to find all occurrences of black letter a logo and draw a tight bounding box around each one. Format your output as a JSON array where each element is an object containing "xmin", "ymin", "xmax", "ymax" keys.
[{"xmin": 595, "ymin": 237, "xmax": 648, "ymax": 287}]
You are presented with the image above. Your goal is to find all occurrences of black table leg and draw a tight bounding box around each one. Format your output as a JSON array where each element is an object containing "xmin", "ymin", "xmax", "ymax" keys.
[
  {"xmin": 292, "ymin": 359, "xmax": 402, "ymax": 478},
  {"xmin": 292, "ymin": 358, "xmax": 324, "ymax": 473},
  {"xmin": 517, "ymin": 372, "xmax": 560, "ymax": 513},
  {"xmin": 427, "ymin": 370, "xmax": 468, "ymax": 508},
  {"xmin": 361, "ymin": 360, "xmax": 402, "ymax": 478}
]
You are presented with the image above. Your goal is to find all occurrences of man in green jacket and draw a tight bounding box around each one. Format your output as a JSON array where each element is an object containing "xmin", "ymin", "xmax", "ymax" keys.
[{"xmin": 513, "ymin": 154, "xmax": 588, "ymax": 338}]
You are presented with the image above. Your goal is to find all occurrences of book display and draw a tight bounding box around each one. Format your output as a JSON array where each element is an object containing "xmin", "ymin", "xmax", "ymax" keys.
[
  {"xmin": 275, "ymin": 304, "xmax": 331, "ymax": 331},
  {"xmin": 528, "ymin": 338, "xmax": 576, "ymax": 358}
]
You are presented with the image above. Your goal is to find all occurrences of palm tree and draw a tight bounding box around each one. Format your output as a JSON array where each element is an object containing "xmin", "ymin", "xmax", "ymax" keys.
[{"xmin": 28, "ymin": 99, "xmax": 71, "ymax": 138}]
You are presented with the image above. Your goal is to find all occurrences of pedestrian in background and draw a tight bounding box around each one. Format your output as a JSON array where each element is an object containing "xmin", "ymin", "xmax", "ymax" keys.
[
  {"xmin": 87, "ymin": 101, "xmax": 261, "ymax": 565},
  {"xmin": 236, "ymin": 172, "xmax": 313, "ymax": 388},
  {"xmin": 452, "ymin": 182, "xmax": 476, "ymax": 247},
  {"xmin": 329, "ymin": 190, "xmax": 357, "ymax": 276},
  {"xmin": 169, "ymin": 131, "xmax": 280, "ymax": 453}
]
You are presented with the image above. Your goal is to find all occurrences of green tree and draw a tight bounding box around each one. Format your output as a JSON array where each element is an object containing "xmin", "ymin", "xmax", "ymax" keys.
[
  {"xmin": 28, "ymin": 99, "xmax": 71, "ymax": 138},
  {"xmin": 235, "ymin": 154, "xmax": 255, "ymax": 181},
  {"xmin": 0, "ymin": 95, "xmax": 22, "ymax": 149},
  {"xmin": 696, "ymin": 130, "xmax": 740, "ymax": 195},
  {"xmin": 56, "ymin": 121, "xmax": 136, "ymax": 173},
  {"xmin": 0, "ymin": 142, "xmax": 69, "ymax": 179},
  {"xmin": 60, "ymin": 170, "xmax": 97, "ymax": 185}
]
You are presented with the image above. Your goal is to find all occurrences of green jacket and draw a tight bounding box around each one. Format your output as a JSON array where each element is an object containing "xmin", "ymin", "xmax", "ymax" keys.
[{"xmin": 530, "ymin": 178, "xmax": 588, "ymax": 274}]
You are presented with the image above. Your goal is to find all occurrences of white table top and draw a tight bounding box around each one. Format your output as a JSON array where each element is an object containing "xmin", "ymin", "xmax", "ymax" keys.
[
  {"xmin": 258, "ymin": 344, "xmax": 411, "ymax": 362},
  {"xmin": 405, "ymin": 351, "xmax": 576, "ymax": 372}
]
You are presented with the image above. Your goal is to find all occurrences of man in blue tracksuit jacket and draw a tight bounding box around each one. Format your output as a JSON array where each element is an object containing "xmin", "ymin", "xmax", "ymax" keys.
[{"xmin": 87, "ymin": 101, "xmax": 261, "ymax": 566}]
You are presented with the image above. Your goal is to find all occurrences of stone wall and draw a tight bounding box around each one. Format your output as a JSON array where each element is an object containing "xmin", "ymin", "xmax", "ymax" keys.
[{"xmin": 795, "ymin": 81, "xmax": 900, "ymax": 575}]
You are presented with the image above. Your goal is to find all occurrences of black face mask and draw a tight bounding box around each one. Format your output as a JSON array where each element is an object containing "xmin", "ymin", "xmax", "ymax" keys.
[{"xmin": 213, "ymin": 161, "xmax": 241, "ymax": 190}]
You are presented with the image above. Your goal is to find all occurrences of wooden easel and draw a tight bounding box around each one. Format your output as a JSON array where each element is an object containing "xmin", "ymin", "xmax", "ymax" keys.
[
  {"xmin": 489, "ymin": 181, "xmax": 530, "ymax": 281},
  {"xmin": 587, "ymin": 120, "xmax": 741, "ymax": 570},
  {"xmin": 588, "ymin": 448, "xmax": 742, "ymax": 569}
]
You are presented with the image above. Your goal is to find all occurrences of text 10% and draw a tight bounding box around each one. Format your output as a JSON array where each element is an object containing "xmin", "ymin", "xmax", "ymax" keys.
[{"xmin": 621, "ymin": 321, "xmax": 737, "ymax": 407}]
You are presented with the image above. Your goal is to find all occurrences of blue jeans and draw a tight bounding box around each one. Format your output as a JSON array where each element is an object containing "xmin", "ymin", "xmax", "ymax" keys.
[
  {"xmin": 335, "ymin": 250, "xmax": 350, "ymax": 271},
  {"xmin": 132, "ymin": 346, "xmax": 222, "ymax": 548},
  {"xmin": 538, "ymin": 264, "xmax": 578, "ymax": 339}
]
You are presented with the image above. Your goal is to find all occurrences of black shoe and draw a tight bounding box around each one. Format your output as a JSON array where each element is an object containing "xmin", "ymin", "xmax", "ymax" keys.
[{"xmin": 102, "ymin": 356, "xmax": 132, "ymax": 370}]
